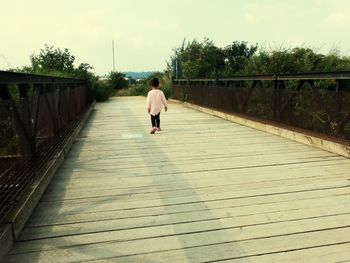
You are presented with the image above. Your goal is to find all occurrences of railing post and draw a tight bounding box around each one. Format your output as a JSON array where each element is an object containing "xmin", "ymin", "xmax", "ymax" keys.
[
  {"xmin": 53, "ymin": 84, "xmax": 60, "ymax": 132},
  {"xmin": 19, "ymin": 84, "xmax": 32, "ymax": 134},
  {"xmin": 336, "ymin": 79, "xmax": 342, "ymax": 116},
  {"xmin": 273, "ymin": 77, "xmax": 279, "ymax": 121},
  {"xmin": 67, "ymin": 84, "xmax": 72, "ymax": 121},
  {"xmin": 55, "ymin": 84, "xmax": 62, "ymax": 132},
  {"xmin": 31, "ymin": 84, "xmax": 41, "ymax": 149},
  {"xmin": 19, "ymin": 84, "xmax": 35, "ymax": 160},
  {"xmin": 241, "ymin": 80, "xmax": 257, "ymax": 113},
  {"xmin": 0, "ymin": 84, "xmax": 33, "ymax": 162},
  {"xmin": 43, "ymin": 83, "xmax": 58, "ymax": 135}
]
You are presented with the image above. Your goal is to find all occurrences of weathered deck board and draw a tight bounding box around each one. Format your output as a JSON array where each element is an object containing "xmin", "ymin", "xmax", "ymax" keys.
[{"xmin": 5, "ymin": 96, "xmax": 350, "ymax": 262}]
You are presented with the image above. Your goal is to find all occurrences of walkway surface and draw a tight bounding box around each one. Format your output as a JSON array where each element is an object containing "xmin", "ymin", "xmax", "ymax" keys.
[{"xmin": 5, "ymin": 96, "xmax": 350, "ymax": 262}]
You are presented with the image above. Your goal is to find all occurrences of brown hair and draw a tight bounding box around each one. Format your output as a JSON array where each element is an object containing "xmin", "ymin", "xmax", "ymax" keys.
[{"xmin": 150, "ymin": 77, "xmax": 159, "ymax": 88}]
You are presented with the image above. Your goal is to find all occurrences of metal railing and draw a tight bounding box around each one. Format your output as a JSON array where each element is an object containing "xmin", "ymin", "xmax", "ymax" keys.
[
  {"xmin": 172, "ymin": 71, "xmax": 350, "ymax": 140},
  {"xmin": 0, "ymin": 70, "xmax": 90, "ymax": 223}
]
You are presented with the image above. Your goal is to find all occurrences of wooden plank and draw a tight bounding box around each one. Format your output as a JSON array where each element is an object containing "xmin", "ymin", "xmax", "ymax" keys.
[
  {"xmin": 40, "ymin": 173, "xmax": 348, "ymax": 202},
  {"xmin": 11, "ymin": 205, "xmax": 350, "ymax": 253},
  {"xmin": 79, "ymin": 243, "xmax": 350, "ymax": 263},
  {"xmin": 49, "ymin": 158, "xmax": 350, "ymax": 184},
  {"xmin": 31, "ymin": 179, "xmax": 350, "ymax": 218},
  {"xmin": 53, "ymin": 157, "xmax": 349, "ymax": 176},
  {"xmin": 27, "ymin": 186, "xmax": 350, "ymax": 226},
  {"xmin": 45, "ymin": 162, "xmax": 350, "ymax": 195},
  {"xmin": 6, "ymin": 224, "xmax": 350, "ymax": 262},
  {"xmin": 19, "ymin": 192, "xmax": 350, "ymax": 240},
  {"xmin": 37, "ymin": 174, "xmax": 349, "ymax": 206},
  {"xmin": 220, "ymin": 244, "xmax": 350, "ymax": 263}
]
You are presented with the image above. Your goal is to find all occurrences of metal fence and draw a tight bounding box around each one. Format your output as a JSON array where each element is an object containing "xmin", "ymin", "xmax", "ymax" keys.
[
  {"xmin": 172, "ymin": 72, "xmax": 350, "ymax": 140},
  {"xmin": 0, "ymin": 71, "xmax": 90, "ymax": 222}
]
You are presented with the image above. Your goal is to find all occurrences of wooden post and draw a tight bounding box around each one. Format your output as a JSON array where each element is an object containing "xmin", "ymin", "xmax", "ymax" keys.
[
  {"xmin": 273, "ymin": 79, "xmax": 279, "ymax": 120},
  {"xmin": 241, "ymin": 80, "xmax": 257, "ymax": 113},
  {"xmin": 336, "ymin": 79, "xmax": 342, "ymax": 116},
  {"xmin": 19, "ymin": 84, "xmax": 35, "ymax": 160},
  {"xmin": 0, "ymin": 84, "xmax": 33, "ymax": 162}
]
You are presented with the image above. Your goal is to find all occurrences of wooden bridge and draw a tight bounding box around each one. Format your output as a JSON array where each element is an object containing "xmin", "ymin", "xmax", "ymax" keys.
[
  {"xmin": 2, "ymin": 96, "xmax": 350, "ymax": 262},
  {"xmin": 1, "ymin": 71, "xmax": 350, "ymax": 262}
]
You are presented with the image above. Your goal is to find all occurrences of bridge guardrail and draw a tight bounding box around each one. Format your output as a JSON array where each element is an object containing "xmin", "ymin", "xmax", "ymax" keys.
[
  {"xmin": 172, "ymin": 71, "xmax": 350, "ymax": 141},
  {"xmin": 0, "ymin": 70, "xmax": 91, "ymax": 224}
]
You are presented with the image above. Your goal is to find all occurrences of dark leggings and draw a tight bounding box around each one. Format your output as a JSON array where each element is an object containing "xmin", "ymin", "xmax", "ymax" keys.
[{"xmin": 151, "ymin": 113, "xmax": 160, "ymax": 127}]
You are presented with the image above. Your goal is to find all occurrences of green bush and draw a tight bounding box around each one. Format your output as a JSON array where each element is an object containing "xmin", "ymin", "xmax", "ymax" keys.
[
  {"xmin": 162, "ymin": 85, "xmax": 172, "ymax": 99},
  {"xmin": 120, "ymin": 70, "xmax": 173, "ymax": 99},
  {"xmin": 107, "ymin": 71, "xmax": 128, "ymax": 90},
  {"xmin": 128, "ymin": 83, "xmax": 149, "ymax": 96},
  {"xmin": 116, "ymin": 88, "xmax": 130, "ymax": 96},
  {"xmin": 92, "ymin": 80, "xmax": 113, "ymax": 102},
  {"xmin": 127, "ymin": 83, "xmax": 172, "ymax": 99}
]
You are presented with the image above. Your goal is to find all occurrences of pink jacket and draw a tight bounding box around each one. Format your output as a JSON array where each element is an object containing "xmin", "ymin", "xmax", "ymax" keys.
[{"xmin": 146, "ymin": 89, "xmax": 167, "ymax": 116}]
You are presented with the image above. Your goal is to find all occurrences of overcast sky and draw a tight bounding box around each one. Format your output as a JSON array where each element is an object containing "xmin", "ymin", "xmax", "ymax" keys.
[{"xmin": 1, "ymin": 0, "xmax": 350, "ymax": 75}]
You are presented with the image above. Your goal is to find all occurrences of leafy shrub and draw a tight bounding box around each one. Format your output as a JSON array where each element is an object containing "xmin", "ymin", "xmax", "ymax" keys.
[
  {"xmin": 107, "ymin": 71, "xmax": 129, "ymax": 90},
  {"xmin": 115, "ymin": 88, "xmax": 130, "ymax": 96},
  {"xmin": 92, "ymin": 81, "xmax": 113, "ymax": 102},
  {"xmin": 128, "ymin": 83, "xmax": 149, "ymax": 96},
  {"xmin": 162, "ymin": 85, "xmax": 172, "ymax": 99}
]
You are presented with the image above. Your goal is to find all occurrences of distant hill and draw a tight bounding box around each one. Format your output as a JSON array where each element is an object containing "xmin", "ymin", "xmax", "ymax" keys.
[{"xmin": 123, "ymin": 71, "xmax": 155, "ymax": 79}]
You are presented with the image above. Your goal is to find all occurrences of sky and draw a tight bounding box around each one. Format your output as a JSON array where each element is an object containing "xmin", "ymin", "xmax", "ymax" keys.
[{"xmin": 1, "ymin": 0, "xmax": 350, "ymax": 75}]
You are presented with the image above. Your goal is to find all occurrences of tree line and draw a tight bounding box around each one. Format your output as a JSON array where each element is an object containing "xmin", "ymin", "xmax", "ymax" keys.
[
  {"xmin": 13, "ymin": 45, "xmax": 128, "ymax": 102},
  {"xmin": 173, "ymin": 38, "xmax": 350, "ymax": 78}
]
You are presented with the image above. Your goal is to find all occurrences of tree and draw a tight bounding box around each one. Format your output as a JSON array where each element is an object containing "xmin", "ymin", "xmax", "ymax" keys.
[
  {"xmin": 174, "ymin": 38, "xmax": 226, "ymax": 78},
  {"xmin": 243, "ymin": 47, "xmax": 350, "ymax": 75},
  {"xmin": 21, "ymin": 44, "xmax": 97, "ymax": 81},
  {"xmin": 223, "ymin": 41, "xmax": 258, "ymax": 75},
  {"xmin": 31, "ymin": 45, "xmax": 75, "ymax": 74},
  {"xmin": 108, "ymin": 71, "xmax": 128, "ymax": 90},
  {"xmin": 173, "ymin": 39, "xmax": 259, "ymax": 78},
  {"xmin": 74, "ymin": 63, "xmax": 94, "ymax": 79}
]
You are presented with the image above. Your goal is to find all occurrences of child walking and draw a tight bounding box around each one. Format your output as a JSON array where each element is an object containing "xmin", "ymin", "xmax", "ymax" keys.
[{"xmin": 146, "ymin": 77, "xmax": 168, "ymax": 134}]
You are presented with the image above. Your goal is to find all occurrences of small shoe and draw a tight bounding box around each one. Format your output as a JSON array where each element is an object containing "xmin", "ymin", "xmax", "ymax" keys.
[
  {"xmin": 156, "ymin": 127, "xmax": 161, "ymax": 131},
  {"xmin": 150, "ymin": 127, "xmax": 157, "ymax": 134}
]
